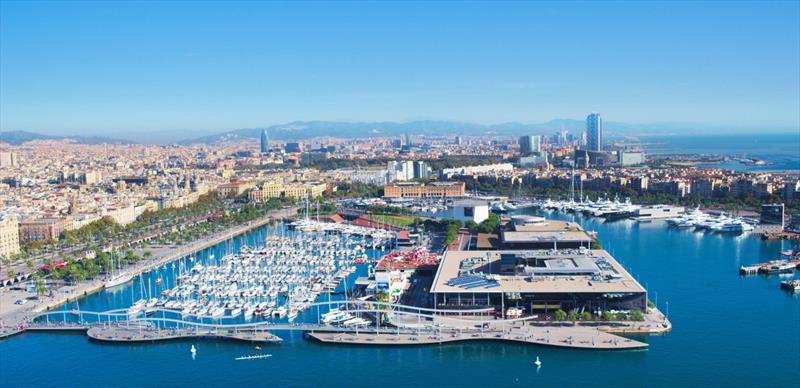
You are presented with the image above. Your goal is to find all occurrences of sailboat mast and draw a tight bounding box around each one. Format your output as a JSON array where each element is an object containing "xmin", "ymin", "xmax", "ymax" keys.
[{"xmin": 570, "ymin": 168, "xmax": 575, "ymax": 202}]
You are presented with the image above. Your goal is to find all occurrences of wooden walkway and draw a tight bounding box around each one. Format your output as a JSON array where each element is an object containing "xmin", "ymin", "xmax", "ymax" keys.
[
  {"xmin": 308, "ymin": 325, "xmax": 648, "ymax": 350},
  {"xmin": 86, "ymin": 324, "xmax": 282, "ymax": 343}
]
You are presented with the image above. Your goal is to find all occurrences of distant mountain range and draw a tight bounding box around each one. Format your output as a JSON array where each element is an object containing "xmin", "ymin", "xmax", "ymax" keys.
[
  {"xmin": 2, "ymin": 120, "xmax": 791, "ymax": 145},
  {"xmin": 0, "ymin": 130, "xmax": 130, "ymax": 146},
  {"xmin": 179, "ymin": 119, "xmax": 684, "ymax": 144}
]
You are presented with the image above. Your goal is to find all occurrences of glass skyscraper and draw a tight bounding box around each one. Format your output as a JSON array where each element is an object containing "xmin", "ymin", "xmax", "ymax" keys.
[
  {"xmin": 586, "ymin": 113, "xmax": 602, "ymax": 151},
  {"xmin": 260, "ymin": 129, "xmax": 269, "ymax": 153},
  {"xmin": 518, "ymin": 135, "xmax": 541, "ymax": 155}
]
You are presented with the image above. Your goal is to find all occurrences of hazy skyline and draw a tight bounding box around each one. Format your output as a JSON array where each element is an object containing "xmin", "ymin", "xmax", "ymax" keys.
[{"xmin": 1, "ymin": 1, "xmax": 799, "ymax": 135}]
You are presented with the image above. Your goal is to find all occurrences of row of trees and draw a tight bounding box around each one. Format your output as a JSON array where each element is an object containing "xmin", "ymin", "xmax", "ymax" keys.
[
  {"xmin": 366, "ymin": 204, "xmax": 413, "ymax": 215},
  {"xmin": 329, "ymin": 182, "xmax": 383, "ymax": 199},
  {"xmin": 8, "ymin": 192, "xmax": 297, "ymax": 266},
  {"xmin": 410, "ymin": 219, "xmax": 464, "ymax": 247},
  {"xmin": 553, "ymin": 308, "xmax": 644, "ymax": 322},
  {"xmin": 465, "ymin": 212, "xmax": 500, "ymax": 233},
  {"xmin": 21, "ymin": 248, "xmax": 147, "ymax": 290}
]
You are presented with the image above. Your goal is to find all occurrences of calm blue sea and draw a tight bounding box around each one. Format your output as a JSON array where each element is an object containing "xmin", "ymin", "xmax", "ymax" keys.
[
  {"xmin": 1, "ymin": 214, "xmax": 799, "ymax": 387},
  {"xmin": 640, "ymin": 132, "xmax": 800, "ymax": 172}
]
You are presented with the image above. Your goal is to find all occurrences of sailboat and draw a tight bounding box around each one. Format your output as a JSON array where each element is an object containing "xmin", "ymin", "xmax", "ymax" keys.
[
  {"xmin": 105, "ymin": 251, "xmax": 134, "ymax": 289},
  {"xmin": 190, "ymin": 345, "xmax": 197, "ymax": 354},
  {"xmin": 534, "ymin": 356, "xmax": 542, "ymax": 367}
]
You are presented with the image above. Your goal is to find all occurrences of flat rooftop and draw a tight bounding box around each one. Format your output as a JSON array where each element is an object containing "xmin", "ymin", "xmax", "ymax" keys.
[
  {"xmin": 500, "ymin": 230, "xmax": 593, "ymax": 244},
  {"xmin": 510, "ymin": 219, "xmax": 584, "ymax": 233},
  {"xmin": 431, "ymin": 249, "xmax": 645, "ymax": 294},
  {"xmin": 499, "ymin": 219, "xmax": 593, "ymax": 245}
]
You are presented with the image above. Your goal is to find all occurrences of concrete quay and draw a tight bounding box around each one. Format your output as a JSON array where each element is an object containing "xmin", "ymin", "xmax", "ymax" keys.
[
  {"xmin": 86, "ymin": 324, "xmax": 282, "ymax": 344},
  {"xmin": 308, "ymin": 325, "xmax": 648, "ymax": 350}
]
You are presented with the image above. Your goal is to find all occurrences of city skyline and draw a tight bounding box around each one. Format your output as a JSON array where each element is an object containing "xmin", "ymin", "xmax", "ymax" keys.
[
  {"xmin": 1, "ymin": 2, "xmax": 799, "ymax": 387},
  {"xmin": 1, "ymin": 1, "xmax": 799, "ymax": 135}
]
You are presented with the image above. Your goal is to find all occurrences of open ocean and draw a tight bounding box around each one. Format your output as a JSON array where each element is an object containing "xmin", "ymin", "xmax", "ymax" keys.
[
  {"xmin": 639, "ymin": 132, "xmax": 800, "ymax": 172},
  {"xmin": 1, "ymin": 214, "xmax": 798, "ymax": 387}
]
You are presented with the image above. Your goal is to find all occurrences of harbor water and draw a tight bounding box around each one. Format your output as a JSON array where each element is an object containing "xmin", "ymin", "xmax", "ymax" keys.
[{"xmin": 1, "ymin": 214, "xmax": 799, "ymax": 387}]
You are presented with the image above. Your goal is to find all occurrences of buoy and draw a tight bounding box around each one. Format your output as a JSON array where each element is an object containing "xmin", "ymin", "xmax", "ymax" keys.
[{"xmin": 534, "ymin": 356, "xmax": 542, "ymax": 367}]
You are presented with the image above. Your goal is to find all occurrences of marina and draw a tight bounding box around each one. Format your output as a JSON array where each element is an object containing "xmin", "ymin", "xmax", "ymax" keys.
[
  {"xmin": 2, "ymin": 210, "xmax": 798, "ymax": 387},
  {"xmin": 529, "ymin": 197, "xmax": 759, "ymax": 233},
  {"xmin": 145, "ymin": 227, "xmax": 388, "ymax": 324}
]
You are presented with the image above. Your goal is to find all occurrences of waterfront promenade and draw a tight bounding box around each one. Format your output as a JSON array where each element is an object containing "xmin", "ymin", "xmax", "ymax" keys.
[
  {"xmin": 4, "ymin": 300, "xmax": 665, "ymax": 351},
  {"xmin": 11, "ymin": 317, "xmax": 649, "ymax": 350},
  {"xmin": 86, "ymin": 324, "xmax": 283, "ymax": 343},
  {"xmin": 308, "ymin": 324, "xmax": 647, "ymax": 350},
  {"xmin": 0, "ymin": 206, "xmax": 298, "ymax": 338}
]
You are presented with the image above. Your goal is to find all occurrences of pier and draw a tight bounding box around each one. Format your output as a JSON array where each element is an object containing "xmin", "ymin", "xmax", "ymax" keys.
[
  {"xmin": 307, "ymin": 325, "xmax": 647, "ymax": 350},
  {"xmin": 3, "ymin": 301, "xmax": 659, "ymax": 350},
  {"xmin": 86, "ymin": 324, "xmax": 282, "ymax": 343}
]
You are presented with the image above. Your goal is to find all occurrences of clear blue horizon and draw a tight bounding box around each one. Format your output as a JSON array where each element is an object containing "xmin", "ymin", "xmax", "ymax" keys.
[{"xmin": 1, "ymin": 1, "xmax": 798, "ymax": 135}]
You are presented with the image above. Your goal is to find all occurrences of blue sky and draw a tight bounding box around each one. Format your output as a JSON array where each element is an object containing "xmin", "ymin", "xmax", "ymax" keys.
[{"xmin": 1, "ymin": 1, "xmax": 798, "ymax": 135}]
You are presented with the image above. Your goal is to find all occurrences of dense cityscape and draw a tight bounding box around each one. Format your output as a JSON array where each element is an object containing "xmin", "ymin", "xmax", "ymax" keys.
[
  {"xmin": 1, "ymin": 1, "xmax": 799, "ymax": 387},
  {"xmin": 2, "ymin": 113, "xmax": 798, "ymax": 280},
  {"xmin": 2, "ymin": 112, "xmax": 798, "ymax": 322}
]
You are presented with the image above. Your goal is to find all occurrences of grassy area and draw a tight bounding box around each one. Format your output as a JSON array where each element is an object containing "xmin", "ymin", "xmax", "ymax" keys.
[{"xmin": 367, "ymin": 214, "xmax": 416, "ymax": 227}]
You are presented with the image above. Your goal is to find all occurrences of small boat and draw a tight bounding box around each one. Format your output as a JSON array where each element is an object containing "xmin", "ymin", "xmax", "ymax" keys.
[
  {"xmin": 780, "ymin": 280, "xmax": 800, "ymax": 293},
  {"xmin": 534, "ymin": 356, "xmax": 542, "ymax": 367},
  {"xmin": 235, "ymin": 354, "xmax": 272, "ymax": 361},
  {"xmin": 767, "ymin": 263, "xmax": 795, "ymax": 274}
]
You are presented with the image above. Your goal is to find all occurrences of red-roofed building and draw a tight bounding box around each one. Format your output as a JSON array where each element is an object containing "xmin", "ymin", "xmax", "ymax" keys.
[
  {"xmin": 326, "ymin": 214, "xmax": 345, "ymax": 223},
  {"xmin": 351, "ymin": 216, "xmax": 403, "ymax": 231}
]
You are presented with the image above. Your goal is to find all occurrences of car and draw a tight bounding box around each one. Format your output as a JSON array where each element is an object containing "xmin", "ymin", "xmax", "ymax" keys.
[{"xmin": 14, "ymin": 299, "xmax": 27, "ymax": 305}]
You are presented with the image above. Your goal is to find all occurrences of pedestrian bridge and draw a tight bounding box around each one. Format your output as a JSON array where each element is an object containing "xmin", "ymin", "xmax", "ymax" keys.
[{"xmin": 20, "ymin": 300, "xmax": 648, "ymax": 350}]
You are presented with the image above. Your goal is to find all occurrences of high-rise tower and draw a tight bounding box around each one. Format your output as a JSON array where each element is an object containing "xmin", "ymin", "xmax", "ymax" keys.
[
  {"xmin": 518, "ymin": 135, "xmax": 541, "ymax": 156},
  {"xmin": 586, "ymin": 113, "xmax": 603, "ymax": 151},
  {"xmin": 260, "ymin": 129, "xmax": 269, "ymax": 153}
]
